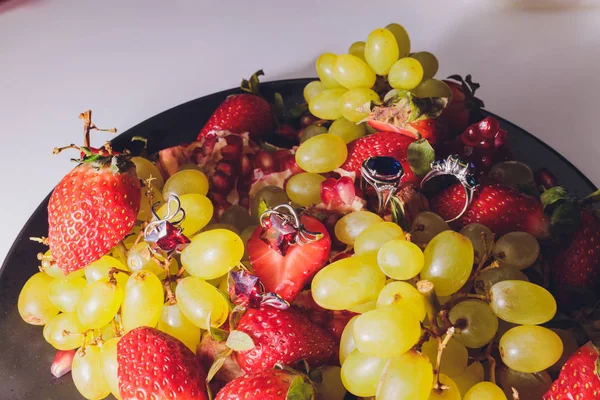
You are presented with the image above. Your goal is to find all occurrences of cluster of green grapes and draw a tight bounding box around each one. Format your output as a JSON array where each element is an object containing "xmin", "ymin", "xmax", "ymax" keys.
[
  {"xmin": 303, "ymin": 23, "xmax": 451, "ymax": 130},
  {"xmin": 18, "ymin": 157, "xmax": 248, "ymax": 400},
  {"xmin": 312, "ymin": 210, "xmax": 561, "ymax": 400}
]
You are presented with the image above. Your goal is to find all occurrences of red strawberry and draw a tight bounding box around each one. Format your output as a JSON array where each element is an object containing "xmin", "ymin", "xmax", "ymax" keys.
[
  {"xmin": 543, "ymin": 341, "xmax": 600, "ymax": 400},
  {"xmin": 247, "ymin": 214, "xmax": 331, "ymax": 302},
  {"xmin": 233, "ymin": 305, "xmax": 335, "ymax": 373},
  {"xmin": 48, "ymin": 154, "xmax": 141, "ymax": 273},
  {"xmin": 548, "ymin": 209, "xmax": 600, "ymax": 306},
  {"xmin": 365, "ymin": 91, "xmax": 448, "ymax": 144},
  {"xmin": 197, "ymin": 71, "xmax": 273, "ymax": 141},
  {"xmin": 215, "ymin": 369, "xmax": 314, "ymax": 400},
  {"xmin": 440, "ymin": 74, "xmax": 485, "ymax": 137},
  {"xmin": 430, "ymin": 183, "xmax": 549, "ymax": 238},
  {"xmin": 117, "ymin": 326, "xmax": 208, "ymax": 400},
  {"xmin": 340, "ymin": 131, "xmax": 418, "ymax": 185}
]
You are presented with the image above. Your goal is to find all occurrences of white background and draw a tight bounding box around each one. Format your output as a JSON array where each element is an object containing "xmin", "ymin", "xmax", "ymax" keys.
[{"xmin": 0, "ymin": 0, "xmax": 599, "ymax": 266}]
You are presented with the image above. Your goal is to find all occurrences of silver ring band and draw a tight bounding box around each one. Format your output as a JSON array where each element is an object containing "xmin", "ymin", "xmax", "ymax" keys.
[{"xmin": 361, "ymin": 156, "xmax": 404, "ymax": 215}]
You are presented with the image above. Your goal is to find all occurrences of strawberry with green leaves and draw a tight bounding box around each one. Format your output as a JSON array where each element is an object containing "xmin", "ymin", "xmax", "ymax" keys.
[
  {"xmin": 215, "ymin": 368, "xmax": 314, "ymax": 400},
  {"xmin": 543, "ymin": 341, "xmax": 600, "ymax": 399},
  {"xmin": 48, "ymin": 112, "xmax": 141, "ymax": 273}
]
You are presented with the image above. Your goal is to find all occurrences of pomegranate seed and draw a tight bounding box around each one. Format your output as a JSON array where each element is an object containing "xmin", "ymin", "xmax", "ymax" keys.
[
  {"xmin": 225, "ymin": 135, "xmax": 243, "ymax": 146},
  {"xmin": 535, "ymin": 168, "xmax": 559, "ymax": 189},
  {"xmin": 202, "ymin": 136, "xmax": 218, "ymax": 155},
  {"xmin": 216, "ymin": 160, "xmax": 236, "ymax": 176},
  {"xmin": 460, "ymin": 127, "xmax": 481, "ymax": 146},
  {"xmin": 240, "ymin": 155, "xmax": 253, "ymax": 177},
  {"xmin": 208, "ymin": 192, "xmax": 227, "ymax": 203},
  {"xmin": 237, "ymin": 178, "xmax": 252, "ymax": 194},
  {"xmin": 256, "ymin": 150, "xmax": 275, "ymax": 172},
  {"xmin": 211, "ymin": 172, "xmax": 234, "ymax": 194},
  {"xmin": 479, "ymin": 139, "xmax": 494, "ymax": 150},
  {"xmin": 480, "ymin": 156, "xmax": 493, "ymax": 167},
  {"xmin": 272, "ymin": 150, "xmax": 291, "ymax": 172},
  {"xmin": 221, "ymin": 143, "xmax": 243, "ymax": 160},
  {"xmin": 51, "ymin": 349, "xmax": 76, "ymax": 378},
  {"xmin": 214, "ymin": 201, "xmax": 232, "ymax": 218},
  {"xmin": 275, "ymin": 124, "xmax": 298, "ymax": 141},
  {"xmin": 478, "ymin": 117, "xmax": 500, "ymax": 139},
  {"xmin": 494, "ymin": 129, "xmax": 508, "ymax": 148},
  {"xmin": 281, "ymin": 155, "xmax": 303, "ymax": 175},
  {"xmin": 300, "ymin": 114, "xmax": 318, "ymax": 127}
]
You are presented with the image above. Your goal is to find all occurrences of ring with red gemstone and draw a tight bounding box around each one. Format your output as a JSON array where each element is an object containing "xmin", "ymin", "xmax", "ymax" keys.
[
  {"xmin": 420, "ymin": 155, "xmax": 480, "ymax": 223},
  {"xmin": 361, "ymin": 156, "xmax": 404, "ymax": 215}
]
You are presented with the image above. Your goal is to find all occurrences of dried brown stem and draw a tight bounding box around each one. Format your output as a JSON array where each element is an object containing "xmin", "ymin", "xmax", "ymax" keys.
[
  {"xmin": 79, "ymin": 110, "xmax": 117, "ymax": 148},
  {"xmin": 159, "ymin": 257, "xmax": 176, "ymax": 304},
  {"xmin": 108, "ymin": 267, "xmax": 131, "ymax": 284},
  {"xmin": 487, "ymin": 353, "xmax": 497, "ymax": 384},
  {"xmin": 434, "ymin": 326, "xmax": 456, "ymax": 390},
  {"xmin": 30, "ymin": 236, "xmax": 49, "ymax": 246}
]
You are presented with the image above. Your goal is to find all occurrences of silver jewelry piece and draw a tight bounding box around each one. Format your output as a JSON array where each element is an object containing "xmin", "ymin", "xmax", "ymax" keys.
[
  {"xmin": 420, "ymin": 155, "xmax": 480, "ymax": 223},
  {"xmin": 361, "ymin": 156, "xmax": 404, "ymax": 215},
  {"xmin": 259, "ymin": 204, "xmax": 323, "ymax": 245}
]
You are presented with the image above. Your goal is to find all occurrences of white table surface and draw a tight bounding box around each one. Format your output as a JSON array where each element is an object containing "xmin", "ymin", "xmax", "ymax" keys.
[{"xmin": 0, "ymin": 0, "xmax": 599, "ymax": 266}]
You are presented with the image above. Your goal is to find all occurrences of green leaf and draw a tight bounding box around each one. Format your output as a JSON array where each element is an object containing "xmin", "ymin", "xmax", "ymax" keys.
[
  {"xmin": 241, "ymin": 70, "xmax": 264, "ymax": 94},
  {"xmin": 289, "ymin": 102, "xmax": 308, "ymax": 118},
  {"xmin": 206, "ymin": 311, "xmax": 229, "ymax": 342},
  {"xmin": 541, "ymin": 186, "xmax": 569, "ymax": 210},
  {"xmin": 408, "ymin": 95, "xmax": 449, "ymax": 122},
  {"xmin": 580, "ymin": 188, "xmax": 600, "ymax": 205},
  {"xmin": 390, "ymin": 196, "xmax": 409, "ymax": 231},
  {"xmin": 550, "ymin": 201, "xmax": 582, "ymax": 236},
  {"xmin": 259, "ymin": 140, "xmax": 285, "ymax": 153},
  {"xmin": 257, "ymin": 198, "xmax": 269, "ymax": 218},
  {"xmin": 272, "ymin": 92, "xmax": 285, "ymax": 122},
  {"xmin": 225, "ymin": 330, "xmax": 255, "ymax": 351},
  {"xmin": 286, "ymin": 375, "xmax": 315, "ymax": 400},
  {"xmin": 407, "ymin": 138, "xmax": 435, "ymax": 178}
]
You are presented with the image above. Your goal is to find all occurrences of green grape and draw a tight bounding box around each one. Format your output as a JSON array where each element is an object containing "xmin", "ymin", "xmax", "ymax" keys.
[
  {"xmin": 100, "ymin": 337, "xmax": 122, "ymax": 400},
  {"xmin": 487, "ymin": 161, "xmax": 536, "ymax": 192},
  {"xmin": 385, "ymin": 23, "xmax": 411, "ymax": 58},
  {"xmin": 449, "ymin": 300, "xmax": 499, "ymax": 348},
  {"xmin": 489, "ymin": 280, "xmax": 556, "ymax": 324},
  {"xmin": 494, "ymin": 319, "xmax": 518, "ymax": 343},
  {"xmin": 497, "ymin": 367, "xmax": 552, "ymax": 400},
  {"xmin": 131, "ymin": 156, "xmax": 164, "ymax": 189},
  {"xmin": 334, "ymin": 211, "xmax": 383, "ymax": 245},
  {"xmin": 121, "ymin": 271, "xmax": 163, "ymax": 332},
  {"xmin": 410, "ymin": 51, "xmax": 439, "ymax": 81},
  {"xmin": 204, "ymin": 223, "xmax": 239, "ymax": 235},
  {"xmin": 499, "ymin": 325, "xmax": 563, "ymax": 373},
  {"xmin": 464, "ymin": 382, "xmax": 507, "ymax": 400},
  {"xmin": 72, "ymin": 346, "xmax": 110, "ymax": 400},
  {"xmin": 549, "ymin": 328, "xmax": 579, "ymax": 374},
  {"xmin": 474, "ymin": 266, "xmax": 528, "ymax": 294},
  {"xmin": 421, "ymin": 231, "xmax": 474, "ymax": 296},
  {"xmin": 429, "ymin": 374, "xmax": 461, "ymax": 400},
  {"xmin": 295, "ymin": 133, "xmax": 348, "ymax": 173},
  {"xmin": 48, "ymin": 276, "xmax": 87, "ymax": 313},
  {"xmin": 328, "ymin": 118, "xmax": 366, "ymax": 143},
  {"xmin": 347, "ymin": 300, "xmax": 376, "ymax": 313},
  {"xmin": 339, "ymin": 315, "xmax": 358, "ymax": 364},
  {"xmin": 285, "ymin": 172, "xmax": 326, "ymax": 207},
  {"xmin": 175, "ymin": 276, "xmax": 229, "ymax": 329},
  {"xmin": 378, "ymin": 239, "xmax": 424, "ymax": 280},
  {"xmin": 156, "ymin": 193, "xmax": 213, "ymax": 236},
  {"xmin": 300, "ymin": 123, "xmax": 328, "ymax": 143},
  {"xmin": 377, "ymin": 350, "xmax": 433, "ymax": 400},
  {"xmin": 364, "ymin": 28, "xmax": 400, "ymax": 75},
  {"xmin": 376, "ymin": 281, "xmax": 426, "ymax": 321},
  {"xmin": 316, "ymin": 53, "xmax": 342, "ymax": 88},
  {"xmin": 459, "ymin": 223, "xmax": 494, "ymax": 265},
  {"xmin": 181, "ymin": 229, "xmax": 244, "ymax": 279},
  {"xmin": 44, "ymin": 312, "xmax": 87, "ymax": 350},
  {"xmin": 421, "ymin": 336, "xmax": 468, "ymax": 376},
  {"xmin": 157, "ymin": 303, "xmax": 201, "ymax": 352},
  {"xmin": 76, "ymin": 280, "xmax": 124, "ymax": 329},
  {"xmin": 162, "ymin": 169, "xmax": 209, "ymax": 200},
  {"xmin": 410, "ymin": 211, "xmax": 450, "ymax": 246},
  {"xmin": 18, "ymin": 272, "xmax": 59, "ymax": 325},
  {"xmin": 388, "ymin": 57, "xmax": 424, "ymax": 90},
  {"xmin": 250, "ymin": 186, "xmax": 289, "ymax": 219},
  {"xmin": 355, "ymin": 221, "xmax": 404, "ymax": 255},
  {"xmin": 312, "ymin": 254, "xmax": 386, "ymax": 310},
  {"xmin": 316, "ymin": 365, "xmax": 346, "ymax": 400},
  {"xmin": 309, "ymin": 88, "xmax": 347, "ymax": 120},
  {"xmin": 348, "ymin": 41, "xmax": 366, "ymax": 61},
  {"xmin": 137, "ymin": 184, "xmax": 163, "ymax": 222},
  {"xmin": 127, "ymin": 242, "xmax": 172, "ymax": 279},
  {"xmin": 493, "ymin": 232, "xmax": 540, "ymax": 270},
  {"xmin": 304, "ymin": 80, "xmax": 327, "ymax": 103},
  {"xmin": 412, "ymin": 79, "xmax": 453, "ymax": 99},
  {"xmin": 220, "ymin": 204, "xmax": 255, "ymax": 233},
  {"xmin": 353, "ymin": 306, "xmax": 421, "ymax": 358},
  {"xmin": 341, "ymin": 349, "xmax": 388, "ymax": 397},
  {"xmin": 85, "ymin": 255, "xmax": 129, "ymax": 288},
  {"xmin": 340, "ymin": 88, "xmax": 380, "ymax": 123},
  {"xmin": 332, "ymin": 54, "xmax": 376, "ymax": 89},
  {"xmin": 452, "ymin": 361, "xmax": 484, "ymax": 396}
]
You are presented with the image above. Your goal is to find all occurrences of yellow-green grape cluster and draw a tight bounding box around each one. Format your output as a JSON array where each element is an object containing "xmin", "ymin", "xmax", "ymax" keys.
[
  {"xmin": 295, "ymin": 133, "xmax": 348, "ymax": 173},
  {"xmin": 493, "ymin": 231, "xmax": 540, "ymax": 270},
  {"xmin": 285, "ymin": 172, "xmax": 325, "ymax": 207}
]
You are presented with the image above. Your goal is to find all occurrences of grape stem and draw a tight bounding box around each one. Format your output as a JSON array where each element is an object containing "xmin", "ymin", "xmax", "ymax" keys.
[
  {"xmin": 79, "ymin": 110, "xmax": 117, "ymax": 148},
  {"xmin": 416, "ymin": 280, "xmax": 443, "ymax": 336},
  {"xmin": 132, "ymin": 222, "xmax": 148, "ymax": 248},
  {"xmin": 512, "ymin": 387, "xmax": 520, "ymax": 400},
  {"xmin": 433, "ymin": 326, "xmax": 456, "ymax": 391},
  {"xmin": 108, "ymin": 267, "xmax": 131, "ymax": 284},
  {"xmin": 441, "ymin": 292, "xmax": 489, "ymax": 311},
  {"xmin": 487, "ymin": 352, "xmax": 497, "ymax": 384},
  {"xmin": 30, "ymin": 236, "xmax": 49, "ymax": 246},
  {"xmin": 159, "ymin": 257, "xmax": 177, "ymax": 305},
  {"xmin": 467, "ymin": 231, "xmax": 496, "ymax": 285}
]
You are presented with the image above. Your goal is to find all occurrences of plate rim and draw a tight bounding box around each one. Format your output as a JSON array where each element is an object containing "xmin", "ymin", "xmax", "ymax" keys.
[{"xmin": 1, "ymin": 77, "xmax": 596, "ymax": 279}]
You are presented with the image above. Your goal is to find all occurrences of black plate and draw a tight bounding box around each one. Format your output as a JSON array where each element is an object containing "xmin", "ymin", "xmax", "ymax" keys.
[{"xmin": 0, "ymin": 79, "xmax": 596, "ymax": 400}]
